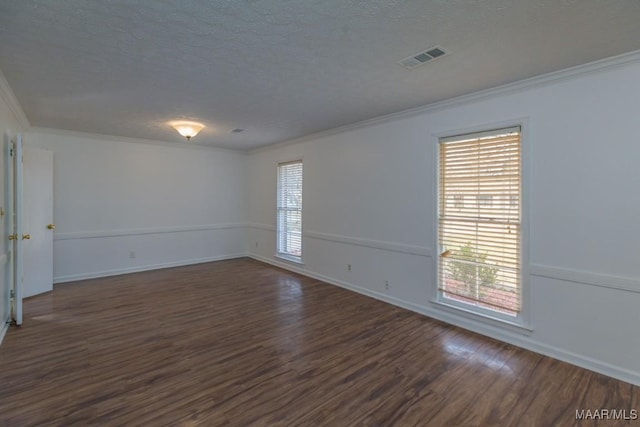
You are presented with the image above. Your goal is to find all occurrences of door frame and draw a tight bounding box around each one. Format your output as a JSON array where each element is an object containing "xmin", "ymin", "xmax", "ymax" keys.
[
  {"xmin": 3, "ymin": 133, "xmax": 14, "ymax": 331},
  {"xmin": 9, "ymin": 134, "xmax": 23, "ymax": 325}
]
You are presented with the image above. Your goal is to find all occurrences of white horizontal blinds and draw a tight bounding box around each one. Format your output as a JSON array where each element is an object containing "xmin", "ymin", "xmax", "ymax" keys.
[
  {"xmin": 439, "ymin": 126, "xmax": 521, "ymax": 315},
  {"xmin": 277, "ymin": 161, "xmax": 303, "ymax": 259}
]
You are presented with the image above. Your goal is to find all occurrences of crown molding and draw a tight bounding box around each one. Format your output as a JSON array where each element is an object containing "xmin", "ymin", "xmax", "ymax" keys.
[
  {"xmin": 249, "ymin": 49, "xmax": 640, "ymax": 154},
  {"xmin": 28, "ymin": 126, "xmax": 247, "ymax": 155},
  {"xmin": 0, "ymin": 69, "xmax": 30, "ymax": 129}
]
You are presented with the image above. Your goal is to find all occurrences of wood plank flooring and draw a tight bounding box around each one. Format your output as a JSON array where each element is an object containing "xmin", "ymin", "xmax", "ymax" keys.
[{"xmin": 0, "ymin": 258, "xmax": 637, "ymax": 426}]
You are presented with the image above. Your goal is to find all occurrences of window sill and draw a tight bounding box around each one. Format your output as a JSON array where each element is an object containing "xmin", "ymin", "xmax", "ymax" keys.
[
  {"xmin": 432, "ymin": 299, "xmax": 533, "ymax": 334},
  {"xmin": 275, "ymin": 254, "xmax": 305, "ymax": 266}
]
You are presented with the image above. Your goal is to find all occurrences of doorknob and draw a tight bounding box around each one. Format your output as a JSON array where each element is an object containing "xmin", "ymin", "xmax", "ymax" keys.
[
  {"xmin": 8, "ymin": 234, "xmax": 17, "ymax": 241},
  {"xmin": 22, "ymin": 234, "xmax": 31, "ymax": 240},
  {"xmin": 47, "ymin": 224, "xmax": 56, "ymax": 230}
]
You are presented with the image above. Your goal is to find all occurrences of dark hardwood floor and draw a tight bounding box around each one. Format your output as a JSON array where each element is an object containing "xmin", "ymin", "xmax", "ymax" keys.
[{"xmin": 0, "ymin": 258, "xmax": 637, "ymax": 426}]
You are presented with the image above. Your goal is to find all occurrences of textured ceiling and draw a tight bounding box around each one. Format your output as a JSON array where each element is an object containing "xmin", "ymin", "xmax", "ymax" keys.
[{"xmin": 1, "ymin": 1, "xmax": 639, "ymax": 150}]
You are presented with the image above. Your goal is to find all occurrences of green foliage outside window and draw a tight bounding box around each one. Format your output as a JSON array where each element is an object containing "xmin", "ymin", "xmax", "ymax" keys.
[{"xmin": 448, "ymin": 243, "xmax": 498, "ymax": 290}]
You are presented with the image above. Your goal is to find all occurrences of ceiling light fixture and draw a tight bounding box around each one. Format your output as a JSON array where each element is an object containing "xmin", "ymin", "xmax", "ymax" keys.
[{"xmin": 170, "ymin": 121, "xmax": 205, "ymax": 141}]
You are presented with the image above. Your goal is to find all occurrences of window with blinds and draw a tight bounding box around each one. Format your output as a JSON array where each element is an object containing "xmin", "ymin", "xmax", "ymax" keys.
[
  {"xmin": 438, "ymin": 127, "xmax": 521, "ymax": 316},
  {"xmin": 277, "ymin": 161, "xmax": 303, "ymax": 261}
]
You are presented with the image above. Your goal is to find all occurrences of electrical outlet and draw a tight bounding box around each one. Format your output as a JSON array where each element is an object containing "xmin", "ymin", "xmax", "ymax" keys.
[
  {"xmin": 129, "ymin": 251, "xmax": 136, "ymax": 259},
  {"xmin": 385, "ymin": 280, "xmax": 389, "ymax": 290},
  {"xmin": 347, "ymin": 264, "xmax": 351, "ymax": 272}
]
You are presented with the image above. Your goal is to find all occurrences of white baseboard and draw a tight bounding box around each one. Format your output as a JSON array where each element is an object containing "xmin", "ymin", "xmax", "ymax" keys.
[
  {"xmin": 249, "ymin": 254, "xmax": 640, "ymax": 387},
  {"xmin": 54, "ymin": 253, "xmax": 249, "ymax": 284}
]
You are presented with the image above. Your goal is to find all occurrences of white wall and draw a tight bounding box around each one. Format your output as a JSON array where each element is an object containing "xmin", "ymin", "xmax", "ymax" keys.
[
  {"xmin": 0, "ymin": 71, "xmax": 28, "ymax": 340},
  {"xmin": 247, "ymin": 55, "xmax": 640, "ymax": 385},
  {"xmin": 26, "ymin": 129, "xmax": 248, "ymax": 282}
]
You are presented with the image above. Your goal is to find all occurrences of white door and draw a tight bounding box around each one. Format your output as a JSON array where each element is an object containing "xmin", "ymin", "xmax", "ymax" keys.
[{"xmin": 22, "ymin": 147, "xmax": 54, "ymax": 298}]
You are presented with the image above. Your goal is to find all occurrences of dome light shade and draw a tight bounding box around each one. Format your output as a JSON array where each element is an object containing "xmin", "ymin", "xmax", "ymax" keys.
[{"xmin": 170, "ymin": 121, "xmax": 205, "ymax": 140}]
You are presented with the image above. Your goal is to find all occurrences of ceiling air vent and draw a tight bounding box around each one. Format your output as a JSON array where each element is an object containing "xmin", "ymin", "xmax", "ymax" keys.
[{"xmin": 398, "ymin": 46, "xmax": 448, "ymax": 70}]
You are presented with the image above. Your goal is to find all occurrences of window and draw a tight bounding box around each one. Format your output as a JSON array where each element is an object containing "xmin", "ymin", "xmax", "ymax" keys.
[
  {"xmin": 438, "ymin": 126, "xmax": 521, "ymax": 318},
  {"xmin": 477, "ymin": 194, "xmax": 493, "ymax": 208},
  {"xmin": 453, "ymin": 194, "xmax": 465, "ymax": 209},
  {"xmin": 277, "ymin": 160, "xmax": 303, "ymax": 262}
]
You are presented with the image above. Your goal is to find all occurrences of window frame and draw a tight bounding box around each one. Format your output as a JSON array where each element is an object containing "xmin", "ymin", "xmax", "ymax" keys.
[
  {"xmin": 276, "ymin": 159, "xmax": 304, "ymax": 264},
  {"xmin": 432, "ymin": 120, "xmax": 531, "ymax": 330}
]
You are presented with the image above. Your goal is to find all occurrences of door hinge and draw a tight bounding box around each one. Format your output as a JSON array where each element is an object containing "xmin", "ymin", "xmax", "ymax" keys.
[
  {"xmin": 9, "ymin": 289, "xmax": 14, "ymax": 299},
  {"xmin": 9, "ymin": 148, "xmax": 13, "ymax": 157}
]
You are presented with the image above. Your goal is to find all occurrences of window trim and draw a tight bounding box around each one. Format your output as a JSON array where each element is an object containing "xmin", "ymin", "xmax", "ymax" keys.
[
  {"xmin": 431, "ymin": 119, "xmax": 531, "ymax": 330},
  {"xmin": 275, "ymin": 159, "xmax": 304, "ymax": 264}
]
